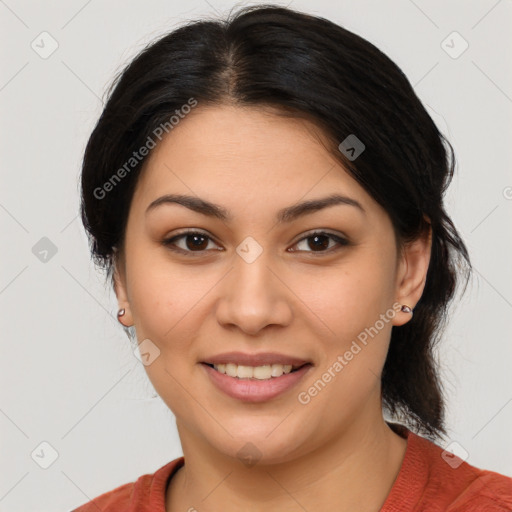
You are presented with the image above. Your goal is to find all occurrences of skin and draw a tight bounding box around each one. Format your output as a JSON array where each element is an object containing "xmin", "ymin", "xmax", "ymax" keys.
[{"xmin": 113, "ymin": 104, "xmax": 432, "ymax": 511}]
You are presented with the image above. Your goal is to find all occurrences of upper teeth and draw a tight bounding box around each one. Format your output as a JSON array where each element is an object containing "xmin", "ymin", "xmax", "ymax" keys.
[{"xmin": 213, "ymin": 363, "xmax": 294, "ymax": 379}]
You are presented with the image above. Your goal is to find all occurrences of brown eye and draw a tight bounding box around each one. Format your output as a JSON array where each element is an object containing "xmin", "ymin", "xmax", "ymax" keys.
[
  {"xmin": 162, "ymin": 229, "xmax": 349, "ymax": 257},
  {"xmin": 290, "ymin": 231, "xmax": 349, "ymax": 254},
  {"xmin": 162, "ymin": 231, "xmax": 220, "ymax": 254},
  {"xmin": 182, "ymin": 233, "xmax": 209, "ymax": 251}
]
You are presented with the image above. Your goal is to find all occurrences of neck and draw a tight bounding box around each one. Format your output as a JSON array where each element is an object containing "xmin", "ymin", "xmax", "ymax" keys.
[{"xmin": 166, "ymin": 416, "xmax": 408, "ymax": 512}]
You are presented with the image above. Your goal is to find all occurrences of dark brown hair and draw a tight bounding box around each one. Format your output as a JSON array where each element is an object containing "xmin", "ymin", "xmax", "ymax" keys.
[{"xmin": 80, "ymin": 4, "xmax": 472, "ymax": 441}]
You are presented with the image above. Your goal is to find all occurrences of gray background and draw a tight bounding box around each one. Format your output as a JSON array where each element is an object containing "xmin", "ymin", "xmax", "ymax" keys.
[{"xmin": 1, "ymin": 0, "xmax": 511, "ymax": 510}]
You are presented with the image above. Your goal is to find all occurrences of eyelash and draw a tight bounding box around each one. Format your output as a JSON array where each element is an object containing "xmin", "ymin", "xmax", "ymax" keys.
[{"xmin": 161, "ymin": 230, "xmax": 350, "ymax": 257}]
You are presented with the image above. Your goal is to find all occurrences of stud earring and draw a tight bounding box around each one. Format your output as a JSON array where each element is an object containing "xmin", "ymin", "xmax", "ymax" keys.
[
  {"xmin": 117, "ymin": 309, "xmax": 127, "ymax": 325},
  {"xmin": 400, "ymin": 304, "xmax": 413, "ymax": 314}
]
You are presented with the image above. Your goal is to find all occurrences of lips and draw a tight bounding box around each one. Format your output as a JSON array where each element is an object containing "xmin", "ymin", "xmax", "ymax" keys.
[
  {"xmin": 201, "ymin": 351, "xmax": 311, "ymax": 369},
  {"xmin": 202, "ymin": 360, "xmax": 313, "ymax": 402}
]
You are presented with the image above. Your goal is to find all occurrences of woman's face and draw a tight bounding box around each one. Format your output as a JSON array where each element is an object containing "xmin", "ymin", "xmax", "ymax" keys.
[{"xmin": 114, "ymin": 104, "xmax": 430, "ymax": 464}]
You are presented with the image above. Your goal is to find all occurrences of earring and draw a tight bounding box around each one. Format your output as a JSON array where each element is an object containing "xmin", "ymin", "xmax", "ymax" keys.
[
  {"xmin": 400, "ymin": 304, "xmax": 413, "ymax": 314},
  {"xmin": 117, "ymin": 308, "xmax": 126, "ymax": 325}
]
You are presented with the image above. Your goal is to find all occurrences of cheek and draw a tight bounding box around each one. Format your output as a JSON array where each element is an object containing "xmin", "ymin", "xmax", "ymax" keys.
[
  {"xmin": 126, "ymin": 264, "xmax": 207, "ymax": 413},
  {"xmin": 296, "ymin": 255, "xmax": 395, "ymax": 344},
  {"xmin": 129, "ymin": 272, "xmax": 201, "ymax": 345},
  {"xmin": 125, "ymin": 240, "xmax": 204, "ymax": 337},
  {"xmin": 295, "ymin": 268, "xmax": 394, "ymax": 422}
]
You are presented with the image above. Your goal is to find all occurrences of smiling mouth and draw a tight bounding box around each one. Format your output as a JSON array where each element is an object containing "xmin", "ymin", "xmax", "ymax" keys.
[{"xmin": 202, "ymin": 362, "xmax": 310, "ymax": 380}]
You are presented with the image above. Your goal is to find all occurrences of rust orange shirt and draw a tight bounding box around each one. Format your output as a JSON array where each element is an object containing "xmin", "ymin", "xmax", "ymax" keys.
[{"xmin": 72, "ymin": 425, "xmax": 512, "ymax": 511}]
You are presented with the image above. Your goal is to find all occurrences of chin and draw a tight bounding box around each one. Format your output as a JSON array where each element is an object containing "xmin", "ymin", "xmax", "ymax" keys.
[{"xmin": 203, "ymin": 417, "xmax": 314, "ymax": 466}]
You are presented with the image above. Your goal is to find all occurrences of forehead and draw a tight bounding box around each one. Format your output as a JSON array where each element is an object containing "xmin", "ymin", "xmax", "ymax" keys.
[{"xmin": 132, "ymin": 104, "xmax": 377, "ymax": 219}]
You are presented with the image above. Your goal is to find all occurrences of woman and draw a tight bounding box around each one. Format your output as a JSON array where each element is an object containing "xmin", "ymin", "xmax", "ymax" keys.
[{"xmin": 74, "ymin": 4, "xmax": 512, "ymax": 511}]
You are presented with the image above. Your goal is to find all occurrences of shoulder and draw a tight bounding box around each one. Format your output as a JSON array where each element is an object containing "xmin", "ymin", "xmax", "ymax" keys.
[
  {"xmin": 412, "ymin": 431, "xmax": 512, "ymax": 510},
  {"xmin": 445, "ymin": 469, "xmax": 512, "ymax": 511},
  {"xmin": 71, "ymin": 456, "xmax": 185, "ymax": 512},
  {"xmin": 382, "ymin": 425, "xmax": 512, "ymax": 511},
  {"xmin": 71, "ymin": 480, "xmax": 134, "ymax": 511}
]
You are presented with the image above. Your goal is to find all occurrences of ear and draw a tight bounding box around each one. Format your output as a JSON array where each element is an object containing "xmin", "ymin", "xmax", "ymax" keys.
[
  {"xmin": 113, "ymin": 249, "xmax": 134, "ymax": 327},
  {"xmin": 392, "ymin": 220, "xmax": 432, "ymax": 327}
]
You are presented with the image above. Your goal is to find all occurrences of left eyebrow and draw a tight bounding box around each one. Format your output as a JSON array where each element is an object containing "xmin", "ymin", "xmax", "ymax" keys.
[{"xmin": 145, "ymin": 193, "xmax": 366, "ymax": 223}]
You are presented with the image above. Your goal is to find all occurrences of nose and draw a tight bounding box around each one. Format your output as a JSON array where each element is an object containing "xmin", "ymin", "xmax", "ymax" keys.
[{"xmin": 215, "ymin": 247, "xmax": 293, "ymax": 336}]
